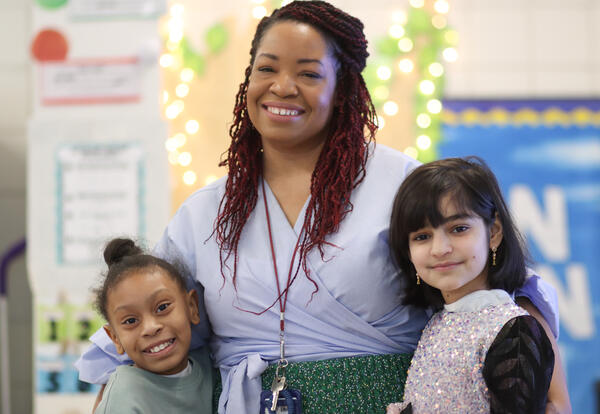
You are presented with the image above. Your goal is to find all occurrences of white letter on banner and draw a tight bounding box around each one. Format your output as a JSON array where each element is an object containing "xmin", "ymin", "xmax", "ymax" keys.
[
  {"xmin": 509, "ymin": 185, "xmax": 569, "ymax": 261},
  {"xmin": 536, "ymin": 263, "xmax": 594, "ymax": 339}
]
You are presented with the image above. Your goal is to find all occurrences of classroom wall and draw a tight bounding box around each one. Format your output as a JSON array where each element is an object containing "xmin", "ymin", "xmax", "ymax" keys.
[{"xmin": 0, "ymin": 1, "xmax": 597, "ymax": 413}]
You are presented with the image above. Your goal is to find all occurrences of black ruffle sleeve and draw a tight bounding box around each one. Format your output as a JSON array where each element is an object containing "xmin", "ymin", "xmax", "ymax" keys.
[{"xmin": 483, "ymin": 315, "xmax": 555, "ymax": 414}]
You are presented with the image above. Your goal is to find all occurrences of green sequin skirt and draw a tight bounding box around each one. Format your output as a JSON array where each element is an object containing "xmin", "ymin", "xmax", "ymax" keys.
[{"xmin": 213, "ymin": 353, "xmax": 412, "ymax": 414}]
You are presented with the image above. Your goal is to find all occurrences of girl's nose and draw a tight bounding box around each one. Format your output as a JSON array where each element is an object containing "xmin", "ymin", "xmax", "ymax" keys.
[
  {"xmin": 431, "ymin": 233, "xmax": 452, "ymax": 257},
  {"xmin": 270, "ymin": 73, "xmax": 298, "ymax": 97},
  {"xmin": 141, "ymin": 317, "xmax": 162, "ymax": 336}
]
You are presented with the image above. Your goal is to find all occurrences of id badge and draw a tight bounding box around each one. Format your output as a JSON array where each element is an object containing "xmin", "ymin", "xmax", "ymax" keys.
[{"xmin": 259, "ymin": 389, "xmax": 302, "ymax": 414}]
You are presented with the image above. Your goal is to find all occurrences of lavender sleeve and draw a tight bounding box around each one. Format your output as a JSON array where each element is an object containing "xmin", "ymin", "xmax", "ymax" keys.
[{"xmin": 514, "ymin": 270, "xmax": 560, "ymax": 339}]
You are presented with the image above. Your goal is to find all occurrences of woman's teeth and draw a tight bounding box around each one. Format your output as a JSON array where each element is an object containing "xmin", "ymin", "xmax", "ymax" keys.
[{"xmin": 267, "ymin": 106, "xmax": 299, "ymax": 116}]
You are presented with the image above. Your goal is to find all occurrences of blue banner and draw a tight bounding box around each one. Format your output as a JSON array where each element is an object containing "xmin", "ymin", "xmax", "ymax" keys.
[{"xmin": 440, "ymin": 99, "xmax": 600, "ymax": 413}]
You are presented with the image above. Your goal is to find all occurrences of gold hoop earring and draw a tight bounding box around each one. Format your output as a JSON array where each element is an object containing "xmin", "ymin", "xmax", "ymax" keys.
[
  {"xmin": 492, "ymin": 247, "xmax": 497, "ymax": 266},
  {"xmin": 416, "ymin": 273, "xmax": 421, "ymax": 285}
]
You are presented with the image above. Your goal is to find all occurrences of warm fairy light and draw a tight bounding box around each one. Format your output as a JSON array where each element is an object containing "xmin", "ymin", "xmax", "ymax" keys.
[
  {"xmin": 183, "ymin": 171, "xmax": 197, "ymax": 186},
  {"xmin": 252, "ymin": 6, "xmax": 267, "ymax": 19},
  {"xmin": 176, "ymin": 83, "xmax": 189, "ymax": 98},
  {"xmin": 416, "ymin": 113, "xmax": 432, "ymax": 128},
  {"xmin": 434, "ymin": 0, "xmax": 450, "ymax": 14},
  {"xmin": 160, "ymin": 53, "xmax": 174, "ymax": 68},
  {"xmin": 178, "ymin": 152, "xmax": 192, "ymax": 166},
  {"xmin": 377, "ymin": 116, "xmax": 386, "ymax": 129},
  {"xmin": 169, "ymin": 27, "xmax": 184, "ymax": 44},
  {"xmin": 162, "ymin": 90, "xmax": 169, "ymax": 104},
  {"xmin": 173, "ymin": 133, "xmax": 186, "ymax": 147},
  {"xmin": 165, "ymin": 138, "xmax": 179, "ymax": 152},
  {"xmin": 166, "ymin": 41, "xmax": 179, "ymax": 52},
  {"xmin": 168, "ymin": 152, "xmax": 179, "ymax": 165},
  {"xmin": 428, "ymin": 62, "xmax": 444, "ymax": 77},
  {"xmin": 383, "ymin": 101, "xmax": 399, "ymax": 116},
  {"xmin": 205, "ymin": 175, "xmax": 219, "ymax": 186},
  {"xmin": 419, "ymin": 80, "xmax": 435, "ymax": 95},
  {"xmin": 431, "ymin": 15, "xmax": 447, "ymax": 29},
  {"xmin": 373, "ymin": 85, "xmax": 390, "ymax": 100},
  {"xmin": 388, "ymin": 24, "xmax": 405, "ymax": 39},
  {"xmin": 185, "ymin": 120, "xmax": 200, "ymax": 134},
  {"xmin": 165, "ymin": 100, "xmax": 185, "ymax": 119},
  {"xmin": 377, "ymin": 65, "xmax": 392, "ymax": 81},
  {"xmin": 409, "ymin": 0, "xmax": 424, "ymax": 8},
  {"xmin": 404, "ymin": 146, "xmax": 418, "ymax": 159},
  {"xmin": 444, "ymin": 30, "xmax": 459, "ymax": 45},
  {"xmin": 443, "ymin": 47, "xmax": 458, "ymax": 62},
  {"xmin": 397, "ymin": 38, "xmax": 414, "ymax": 52},
  {"xmin": 391, "ymin": 10, "xmax": 407, "ymax": 25},
  {"xmin": 180, "ymin": 68, "xmax": 194, "ymax": 83},
  {"xmin": 416, "ymin": 134, "xmax": 432, "ymax": 150},
  {"xmin": 170, "ymin": 3, "xmax": 184, "ymax": 17},
  {"xmin": 398, "ymin": 58, "xmax": 414, "ymax": 73},
  {"xmin": 427, "ymin": 99, "xmax": 443, "ymax": 114}
]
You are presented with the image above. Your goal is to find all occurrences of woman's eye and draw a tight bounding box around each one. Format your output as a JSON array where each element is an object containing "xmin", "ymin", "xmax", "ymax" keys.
[
  {"xmin": 302, "ymin": 72, "xmax": 321, "ymax": 79},
  {"xmin": 257, "ymin": 66, "xmax": 274, "ymax": 73},
  {"xmin": 157, "ymin": 303, "xmax": 170, "ymax": 313}
]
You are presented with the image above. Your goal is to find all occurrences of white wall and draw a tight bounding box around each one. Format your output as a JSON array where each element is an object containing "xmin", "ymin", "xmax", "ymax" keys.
[{"xmin": 0, "ymin": 0, "xmax": 597, "ymax": 412}]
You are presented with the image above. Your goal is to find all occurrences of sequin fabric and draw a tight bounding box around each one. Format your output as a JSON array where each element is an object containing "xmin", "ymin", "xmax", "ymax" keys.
[
  {"xmin": 399, "ymin": 300, "xmax": 527, "ymax": 413},
  {"xmin": 213, "ymin": 353, "xmax": 412, "ymax": 413}
]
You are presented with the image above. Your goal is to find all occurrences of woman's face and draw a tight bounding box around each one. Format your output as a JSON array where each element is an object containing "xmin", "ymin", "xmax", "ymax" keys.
[{"xmin": 246, "ymin": 21, "xmax": 338, "ymax": 153}]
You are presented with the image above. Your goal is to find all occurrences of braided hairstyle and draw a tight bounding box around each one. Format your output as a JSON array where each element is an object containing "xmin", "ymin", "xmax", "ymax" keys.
[{"xmin": 215, "ymin": 1, "xmax": 377, "ymax": 291}]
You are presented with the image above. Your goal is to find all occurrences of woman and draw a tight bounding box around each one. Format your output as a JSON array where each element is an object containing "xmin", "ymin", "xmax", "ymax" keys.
[{"xmin": 77, "ymin": 2, "xmax": 566, "ymax": 413}]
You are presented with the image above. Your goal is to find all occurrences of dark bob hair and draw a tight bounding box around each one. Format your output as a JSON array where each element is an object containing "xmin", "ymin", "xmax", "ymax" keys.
[{"xmin": 389, "ymin": 157, "xmax": 529, "ymax": 309}]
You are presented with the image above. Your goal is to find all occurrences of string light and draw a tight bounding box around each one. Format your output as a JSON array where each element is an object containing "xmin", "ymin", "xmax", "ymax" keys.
[
  {"xmin": 419, "ymin": 80, "xmax": 435, "ymax": 95},
  {"xmin": 434, "ymin": 0, "xmax": 450, "ymax": 14},
  {"xmin": 173, "ymin": 133, "xmax": 186, "ymax": 147},
  {"xmin": 428, "ymin": 62, "xmax": 444, "ymax": 77},
  {"xmin": 175, "ymin": 83, "xmax": 189, "ymax": 98},
  {"xmin": 377, "ymin": 116, "xmax": 386, "ymax": 129},
  {"xmin": 178, "ymin": 152, "xmax": 192, "ymax": 166},
  {"xmin": 180, "ymin": 68, "xmax": 194, "ymax": 82},
  {"xmin": 443, "ymin": 47, "xmax": 458, "ymax": 62},
  {"xmin": 168, "ymin": 152, "xmax": 179, "ymax": 165},
  {"xmin": 431, "ymin": 15, "xmax": 447, "ymax": 29},
  {"xmin": 397, "ymin": 38, "xmax": 414, "ymax": 52},
  {"xmin": 162, "ymin": 90, "xmax": 169, "ymax": 103},
  {"xmin": 377, "ymin": 65, "xmax": 392, "ymax": 80},
  {"xmin": 160, "ymin": 53, "xmax": 174, "ymax": 68},
  {"xmin": 185, "ymin": 120, "xmax": 199, "ymax": 134},
  {"xmin": 388, "ymin": 25, "xmax": 405, "ymax": 39},
  {"xmin": 252, "ymin": 6, "xmax": 267, "ymax": 19},
  {"xmin": 165, "ymin": 100, "xmax": 184, "ymax": 119},
  {"xmin": 409, "ymin": 0, "xmax": 425, "ymax": 8},
  {"xmin": 383, "ymin": 101, "xmax": 399, "ymax": 116},
  {"xmin": 373, "ymin": 85, "xmax": 390, "ymax": 100},
  {"xmin": 416, "ymin": 113, "xmax": 432, "ymax": 128},
  {"xmin": 183, "ymin": 171, "xmax": 197, "ymax": 185},
  {"xmin": 398, "ymin": 58, "xmax": 414, "ymax": 73},
  {"xmin": 391, "ymin": 10, "xmax": 407, "ymax": 25},
  {"xmin": 416, "ymin": 134, "xmax": 432, "ymax": 150},
  {"xmin": 427, "ymin": 99, "xmax": 442, "ymax": 114}
]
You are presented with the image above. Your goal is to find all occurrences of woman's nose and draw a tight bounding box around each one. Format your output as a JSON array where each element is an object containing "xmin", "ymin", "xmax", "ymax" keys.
[{"xmin": 270, "ymin": 73, "xmax": 298, "ymax": 97}]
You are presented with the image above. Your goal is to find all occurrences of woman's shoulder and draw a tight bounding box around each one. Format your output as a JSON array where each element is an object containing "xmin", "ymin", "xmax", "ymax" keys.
[{"xmin": 366, "ymin": 143, "xmax": 421, "ymax": 181}]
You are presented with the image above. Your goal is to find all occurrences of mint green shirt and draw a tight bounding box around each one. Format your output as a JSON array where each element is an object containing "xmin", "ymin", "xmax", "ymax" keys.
[{"xmin": 95, "ymin": 347, "xmax": 214, "ymax": 413}]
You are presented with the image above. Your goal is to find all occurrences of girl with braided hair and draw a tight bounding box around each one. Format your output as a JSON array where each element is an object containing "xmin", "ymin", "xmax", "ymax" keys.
[{"xmin": 76, "ymin": 2, "xmax": 560, "ymax": 413}]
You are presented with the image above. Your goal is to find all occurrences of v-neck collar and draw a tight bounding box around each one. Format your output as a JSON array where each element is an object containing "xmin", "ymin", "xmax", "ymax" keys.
[{"xmin": 261, "ymin": 178, "xmax": 311, "ymax": 236}]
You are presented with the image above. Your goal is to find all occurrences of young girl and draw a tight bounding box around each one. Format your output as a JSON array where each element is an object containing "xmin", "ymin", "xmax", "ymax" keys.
[
  {"xmin": 387, "ymin": 157, "xmax": 556, "ymax": 413},
  {"xmin": 93, "ymin": 238, "xmax": 214, "ymax": 413}
]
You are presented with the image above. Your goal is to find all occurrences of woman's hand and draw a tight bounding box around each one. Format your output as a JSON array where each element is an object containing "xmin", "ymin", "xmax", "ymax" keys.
[{"xmin": 516, "ymin": 297, "xmax": 572, "ymax": 414}]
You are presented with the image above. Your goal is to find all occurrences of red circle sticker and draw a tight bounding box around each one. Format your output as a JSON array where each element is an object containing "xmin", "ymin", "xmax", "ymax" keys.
[{"xmin": 31, "ymin": 29, "xmax": 69, "ymax": 62}]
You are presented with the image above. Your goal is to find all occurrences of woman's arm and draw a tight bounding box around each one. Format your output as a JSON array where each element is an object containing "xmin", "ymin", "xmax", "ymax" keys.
[{"xmin": 516, "ymin": 297, "xmax": 572, "ymax": 414}]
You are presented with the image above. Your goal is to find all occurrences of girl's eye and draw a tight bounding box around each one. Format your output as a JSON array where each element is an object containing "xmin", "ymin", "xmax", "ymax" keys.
[
  {"xmin": 122, "ymin": 318, "xmax": 137, "ymax": 325},
  {"xmin": 452, "ymin": 225, "xmax": 470, "ymax": 233},
  {"xmin": 413, "ymin": 234, "xmax": 430, "ymax": 242},
  {"xmin": 157, "ymin": 303, "xmax": 170, "ymax": 313}
]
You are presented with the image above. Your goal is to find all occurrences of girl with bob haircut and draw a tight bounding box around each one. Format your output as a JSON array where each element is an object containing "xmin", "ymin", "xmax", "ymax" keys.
[{"xmin": 387, "ymin": 157, "xmax": 568, "ymax": 413}]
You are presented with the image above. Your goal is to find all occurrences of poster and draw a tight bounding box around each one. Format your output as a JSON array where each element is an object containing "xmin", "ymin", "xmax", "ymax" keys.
[{"xmin": 440, "ymin": 99, "xmax": 600, "ymax": 413}]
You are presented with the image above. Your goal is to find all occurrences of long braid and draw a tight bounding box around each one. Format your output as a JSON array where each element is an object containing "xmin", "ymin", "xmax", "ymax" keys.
[{"xmin": 214, "ymin": 1, "xmax": 377, "ymax": 290}]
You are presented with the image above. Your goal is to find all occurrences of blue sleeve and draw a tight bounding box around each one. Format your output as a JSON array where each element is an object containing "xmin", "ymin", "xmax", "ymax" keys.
[{"xmin": 514, "ymin": 270, "xmax": 560, "ymax": 339}]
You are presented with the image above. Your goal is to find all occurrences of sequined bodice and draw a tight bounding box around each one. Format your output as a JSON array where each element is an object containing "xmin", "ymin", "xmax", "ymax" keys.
[{"xmin": 402, "ymin": 293, "xmax": 527, "ymax": 413}]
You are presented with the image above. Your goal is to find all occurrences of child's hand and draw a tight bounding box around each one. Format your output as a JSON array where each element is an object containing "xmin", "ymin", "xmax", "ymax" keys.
[{"xmin": 386, "ymin": 402, "xmax": 412, "ymax": 414}]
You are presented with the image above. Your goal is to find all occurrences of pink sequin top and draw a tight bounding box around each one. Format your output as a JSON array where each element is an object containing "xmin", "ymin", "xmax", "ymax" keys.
[{"xmin": 397, "ymin": 290, "xmax": 527, "ymax": 413}]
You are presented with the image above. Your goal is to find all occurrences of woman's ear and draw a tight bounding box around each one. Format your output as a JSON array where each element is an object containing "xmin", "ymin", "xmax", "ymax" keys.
[
  {"xmin": 186, "ymin": 289, "xmax": 201, "ymax": 325},
  {"xmin": 489, "ymin": 212, "xmax": 504, "ymax": 250},
  {"xmin": 104, "ymin": 324, "xmax": 125, "ymax": 355}
]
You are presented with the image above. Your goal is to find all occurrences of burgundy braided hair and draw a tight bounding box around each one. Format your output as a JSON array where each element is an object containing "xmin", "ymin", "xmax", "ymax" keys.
[{"xmin": 214, "ymin": 0, "xmax": 378, "ymax": 293}]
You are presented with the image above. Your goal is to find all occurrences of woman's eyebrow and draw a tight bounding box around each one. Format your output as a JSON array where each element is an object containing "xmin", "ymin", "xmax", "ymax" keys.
[{"xmin": 256, "ymin": 53, "xmax": 323, "ymax": 66}]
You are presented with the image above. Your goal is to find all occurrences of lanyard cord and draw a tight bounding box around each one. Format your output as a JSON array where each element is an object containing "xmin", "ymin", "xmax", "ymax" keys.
[{"xmin": 262, "ymin": 179, "xmax": 305, "ymax": 366}]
